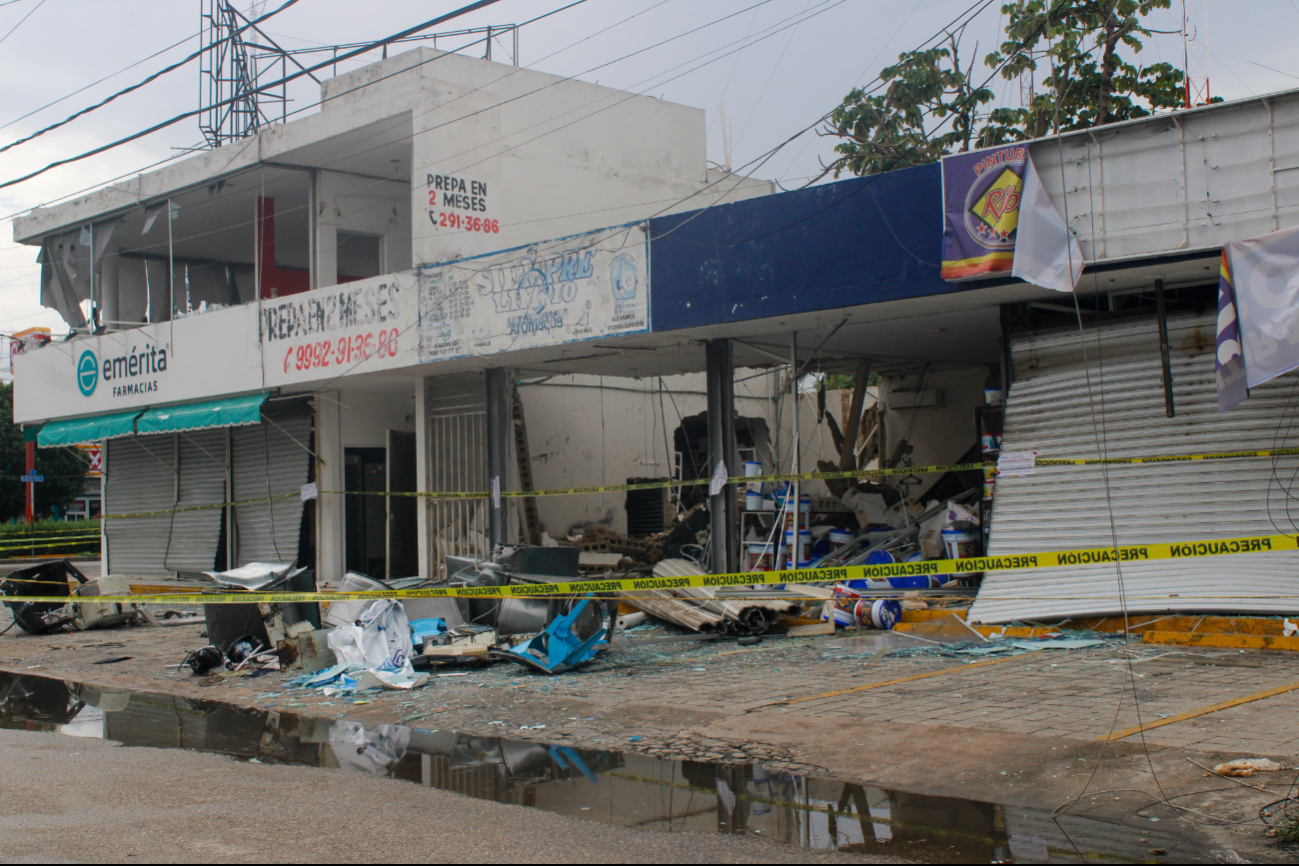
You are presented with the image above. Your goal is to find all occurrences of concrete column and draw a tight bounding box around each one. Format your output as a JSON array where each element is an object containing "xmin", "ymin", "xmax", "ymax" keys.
[
  {"xmin": 315, "ymin": 390, "xmax": 345, "ymax": 584},
  {"xmin": 415, "ymin": 376, "xmax": 430, "ymax": 581},
  {"xmin": 485, "ymin": 368, "xmax": 512, "ymax": 549},
  {"xmin": 706, "ymin": 339, "xmax": 738, "ymax": 574}
]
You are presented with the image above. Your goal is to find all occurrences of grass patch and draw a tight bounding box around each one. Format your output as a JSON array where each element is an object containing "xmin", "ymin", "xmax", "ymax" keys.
[{"xmin": 0, "ymin": 518, "xmax": 101, "ymax": 557}]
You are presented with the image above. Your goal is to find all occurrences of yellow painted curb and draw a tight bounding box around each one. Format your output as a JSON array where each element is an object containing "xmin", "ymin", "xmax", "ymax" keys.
[{"xmin": 1140, "ymin": 631, "xmax": 1299, "ymax": 651}]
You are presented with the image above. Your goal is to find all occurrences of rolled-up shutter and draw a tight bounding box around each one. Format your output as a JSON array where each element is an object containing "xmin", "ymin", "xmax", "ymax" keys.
[
  {"xmin": 970, "ymin": 311, "xmax": 1299, "ymax": 623},
  {"xmin": 105, "ymin": 435, "xmax": 176, "ymax": 576},
  {"xmin": 233, "ymin": 404, "xmax": 311, "ymax": 566},
  {"xmin": 164, "ymin": 429, "xmax": 226, "ymax": 573}
]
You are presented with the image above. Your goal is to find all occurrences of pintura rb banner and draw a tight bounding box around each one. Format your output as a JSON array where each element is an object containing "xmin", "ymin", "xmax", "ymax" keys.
[{"xmin": 940, "ymin": 146, "xmax": 1026, "ymax": 280}]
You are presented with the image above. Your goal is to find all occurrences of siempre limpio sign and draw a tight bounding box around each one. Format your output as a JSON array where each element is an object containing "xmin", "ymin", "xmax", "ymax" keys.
[{"xmin": 940, "ymin": 146, "xmax": 1027, "ymax": 280}]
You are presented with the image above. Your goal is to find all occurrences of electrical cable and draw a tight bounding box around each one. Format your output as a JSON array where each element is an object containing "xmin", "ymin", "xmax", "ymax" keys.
[
  {"xmin": 0, "ymin": 30, "xmax": 198, "ymax": 131},
  {"xmin": 0, "ymin": 0, "xmax": 44, "ymax": 50},
  {"xmin": 0, "ymin": 0, "xmax": 513, "ymax": 189},
  {"xmin": 0, "ymin": 0, "xmax": 300, "ymax": 156}
]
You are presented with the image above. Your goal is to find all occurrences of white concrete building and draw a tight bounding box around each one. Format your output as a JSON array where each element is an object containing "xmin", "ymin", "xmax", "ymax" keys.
[{"xmin": 11, "ymin": 48, "xmax": 777, "ymax": 583}]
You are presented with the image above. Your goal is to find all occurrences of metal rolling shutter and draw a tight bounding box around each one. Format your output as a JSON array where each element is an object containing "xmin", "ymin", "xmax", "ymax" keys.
[
  {"xmin": 105, "ymin": 435, "xmax": 176, "ymax": 576},
  {"xmin": 163, "ymin": 429, "xmax": 226, "ymax": 573},
  {"xmin": 232, "ymin": 406, "xmax": 311, "ymax": 566},
  {"xmin": 970, "ymin": 311, "xmax": 1299, "ymax": 623}
]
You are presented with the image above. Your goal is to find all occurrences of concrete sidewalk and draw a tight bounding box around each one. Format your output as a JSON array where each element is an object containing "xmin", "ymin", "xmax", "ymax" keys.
[{"xmin": 1, "ymin": 618, "xmax": 1296, "ymax": 861}]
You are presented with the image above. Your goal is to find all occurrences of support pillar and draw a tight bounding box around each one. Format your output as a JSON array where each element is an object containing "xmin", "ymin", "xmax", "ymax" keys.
[
  {"xmin": 485, "ymin": 368, "xmax": 512, "ymax": 549},
  {"xmin": 315, "ymin": 390, "xmax": 345, "ymax": 583},
  {"xmin": 415, "ymin": 377, "xmax": 430, "ymax": 580},
  {"xmin": 706, "ymin": 339, "xmax": 738, "ymax": 574}
]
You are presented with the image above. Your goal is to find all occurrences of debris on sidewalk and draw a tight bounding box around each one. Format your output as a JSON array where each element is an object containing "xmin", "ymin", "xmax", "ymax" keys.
[{"xmin": 1213, "ymin": 758, "xmax": 1286, "ymax": 777}]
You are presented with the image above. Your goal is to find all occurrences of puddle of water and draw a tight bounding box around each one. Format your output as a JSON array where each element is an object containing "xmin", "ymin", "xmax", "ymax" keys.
[{"xmin": 0, "ymin": 671, "xmax": 1212, "ymax": 863}]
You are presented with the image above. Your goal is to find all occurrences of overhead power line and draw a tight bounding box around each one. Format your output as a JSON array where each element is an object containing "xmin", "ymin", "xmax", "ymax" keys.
[
  {"xmin": 0, "ymin": 0, "xmax": 510, "ymax": 190},
  {"xmin": 0, "ymin": 0, "xmax": 43, "ymax": 49},
  {"xmin": 0, "ymin": 0, "xmax": 301, "ymax": 158},
  {"xmin": 0, "ymin": 31, "xmax": 199, "ymax": 132}
]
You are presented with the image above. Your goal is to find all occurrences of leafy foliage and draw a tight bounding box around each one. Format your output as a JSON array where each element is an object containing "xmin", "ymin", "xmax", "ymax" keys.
[
  {"xmin": 0, "ymin": 382, "xmax": 88, "ymax": 522},
  {"xmin": 987, "ymin": 0, "xmax": 1186, "ymax": 137},
  {"xmin": 820, "ymin": 0, "xmax": 1193, "ymax": 178}
]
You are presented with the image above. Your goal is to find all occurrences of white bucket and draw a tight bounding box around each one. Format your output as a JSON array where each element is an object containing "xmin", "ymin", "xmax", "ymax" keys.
[
  {"xmin": 744, "ymin": 461, "xmax": 763, "ymax": 493},
  {"xmin": 746, "ymin": 491, "xmax": 763, "ymax": 510},
  {"xmin": 942, "ymin": 527, "xmax": 979, "ymax": 559}
]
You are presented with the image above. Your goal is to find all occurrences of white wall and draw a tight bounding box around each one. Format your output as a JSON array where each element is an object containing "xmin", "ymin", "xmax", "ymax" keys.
[
  {"xmin": 315, "ymin": 170, "xmax": 412, "ymax": 288},
  {"xmin": 517, "ymin": 370, "xmax": 839, "ymax": 536},
  {"xmin": 404, "ymin": 50, "xmax": 773, "ymax": 268},
  {"xmin": 879, "ymin": 366, "xmax": 992, "ymax": 501},
  {"xmin": 339, "ymin": 387, "xmax": 416, "ymax": 448}
]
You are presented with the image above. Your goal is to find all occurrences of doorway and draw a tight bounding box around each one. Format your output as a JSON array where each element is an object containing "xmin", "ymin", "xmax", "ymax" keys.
[{"xmin": 345, "ymin": 447, "xmax": 386, "ymax": 578}]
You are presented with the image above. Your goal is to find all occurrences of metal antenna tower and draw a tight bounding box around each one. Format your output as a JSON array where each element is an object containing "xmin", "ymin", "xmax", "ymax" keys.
[{"xmin": 199, "ymin": 0, "xmax": 263, "ymax": 148}]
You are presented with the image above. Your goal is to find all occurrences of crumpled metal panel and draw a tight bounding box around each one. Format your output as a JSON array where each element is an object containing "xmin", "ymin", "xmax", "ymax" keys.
[{"xmin": 970, "ymin": 313, "xmax": 1299, "ymax": 623}]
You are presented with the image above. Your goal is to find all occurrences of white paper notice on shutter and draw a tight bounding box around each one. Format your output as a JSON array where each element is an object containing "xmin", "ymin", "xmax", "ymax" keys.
[{"xmin": 997, "ymin": 451, "xmax": 1038, "ymax": 478}]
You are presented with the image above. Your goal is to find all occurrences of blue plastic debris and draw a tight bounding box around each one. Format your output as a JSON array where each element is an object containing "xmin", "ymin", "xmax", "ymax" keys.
[{"xmin": 492, "ymin": 594, "xmax": 607, "ymax": 675}]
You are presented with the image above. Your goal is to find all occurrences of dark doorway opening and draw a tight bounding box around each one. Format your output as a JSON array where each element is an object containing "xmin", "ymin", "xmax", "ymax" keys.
[{"xmin": 345, "ymin": 447, "xmax": 386, "ymax": 578}]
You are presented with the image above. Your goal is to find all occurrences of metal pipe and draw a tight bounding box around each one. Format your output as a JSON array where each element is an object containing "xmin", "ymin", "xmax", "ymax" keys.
[
  {"xmin": 1156, "ymin": 278, "xmax": 1175, "ymax": 417},
  {"xmin": 791, "ymin": 332, "xmax": 800, "ymax": 568}
]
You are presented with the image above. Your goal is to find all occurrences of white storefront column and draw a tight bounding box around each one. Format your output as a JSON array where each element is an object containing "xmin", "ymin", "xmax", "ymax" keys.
[
  {"xmin": 315, "ymin": 390, "xmax": 345, "ymax": 584},
  {"xmin": 415, "ymin": 376, "xmax": 430, "ymax": 581}
]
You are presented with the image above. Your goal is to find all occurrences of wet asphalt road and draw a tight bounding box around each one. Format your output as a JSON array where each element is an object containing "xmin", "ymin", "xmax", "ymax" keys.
[{"xmin": 0, "ymin": 729, "xmax": 902, "ymax": 864}]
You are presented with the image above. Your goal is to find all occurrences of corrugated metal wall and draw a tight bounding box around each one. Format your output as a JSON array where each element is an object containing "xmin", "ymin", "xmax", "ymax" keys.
[
  {"xmin": 163, "ymin": 429, "xmax": 226, "ymax": 573},
  {"xmin": 105, "ymin": 435, "xmax": 176, "ymax": 576},
  {"xmin": 970, "ymin": 312, "xmax": 1299, "ymax": 623},
  {"xmin": 232, "ymin": 405, "xmax": 311, "ymax": 566}
]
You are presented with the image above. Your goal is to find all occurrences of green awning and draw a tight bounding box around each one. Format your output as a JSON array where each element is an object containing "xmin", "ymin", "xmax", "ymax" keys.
[
  {"xmin": 136, "ymin": 392, "xmax": 268, "ymax": 435},
  {"xmin": 37, "ymin": 410, "xmax": 142, "ymax": 447}
]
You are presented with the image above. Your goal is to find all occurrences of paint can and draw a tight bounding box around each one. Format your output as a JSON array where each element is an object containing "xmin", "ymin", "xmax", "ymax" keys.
[
  {"xmin": 864, "ymin": 549, "xmax": 896, "ymax": 566},
  {"xmin": 784, "ymin": 529, "xmax": 812, "ymax": 567},
  {"xmin": 746, "ymin": 543, "xmax": 774, "ymax": 571},
  {"xmin": 828, "ymin": 529, "xmax": 855, "ymax": 551},
  {"xmin": 746, "ymin": 490, "xmax": 763, "ymax": 510},
  {"xmin": 856, "ymin": 598, "xmax": 902, "ymax": 630},
  {"xmin": 942, "ymin": 527, "xmax": 980, "ymax": 560}
]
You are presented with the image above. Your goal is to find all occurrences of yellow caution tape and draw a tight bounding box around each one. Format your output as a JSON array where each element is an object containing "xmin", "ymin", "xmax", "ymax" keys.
[
  {"xmin": 98, "ymin": 492, "xmax": 300, "ymax": 522},
  {"xmin": 7, "ymin": 532, "xmax": 1296, "ymax": 605},
  {"xmin": 319, "ymin": 445, "xmax": 1299, "ymax": 501},
  {"xmin": 79, "ymin": 447, "xmax": 1299, "ymax": 517}
]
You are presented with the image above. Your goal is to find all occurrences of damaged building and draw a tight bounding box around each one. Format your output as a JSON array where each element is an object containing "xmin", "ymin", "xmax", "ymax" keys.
[{"xmin": 13, "ymin": 43, "xmax": 1299, "ymax": 634}]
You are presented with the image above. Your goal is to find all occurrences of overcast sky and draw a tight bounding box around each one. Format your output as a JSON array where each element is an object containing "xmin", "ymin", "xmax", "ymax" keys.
[{"xmin": 0, "ymin": 0, "xmax": 1288, "ymax": 342}]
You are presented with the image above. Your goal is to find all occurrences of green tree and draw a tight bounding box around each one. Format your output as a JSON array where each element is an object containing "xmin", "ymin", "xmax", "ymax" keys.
[
  {"xmin": 819, "ymin": 30, "xmax": 1019, "ymax": 179},
  {"xmin": 0, "ymin": 382, "xmax": 87, "ymax": 521},
  {"xmin": 987, "ymin": 0, "xmax": 1186, "ymax": 137},
  {"xmin": 820, "ymin": 1, "xmax": 1190, "ymax": 178}
]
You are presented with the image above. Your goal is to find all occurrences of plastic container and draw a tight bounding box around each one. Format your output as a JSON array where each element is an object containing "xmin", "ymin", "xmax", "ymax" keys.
[
  {"xmin": 828, "ymin": 529, "xmax": 856, "ymax": 550},
  {"xmin": 984, "ymin": 388, "xmax": 1004, "ymax": 406},
  {"xmin": 942, "ymin": 527, "xmax": 980, "ymax": 560},
  {"xmin": 864, "ymin": 549, "xmax": 896, "ymax": 566},
  {"xmin": 744, "ymin": 461, "xmax": 763, "ymax": 492},
  {"xmin": 746, "ymin": 491, "xmax": 763, "ymax": 510},
  {"xmin": 746, "ymin": 542, "xmax": 775, "ymax": 571},
  {"xmin": 784, "ymin": 528, "xmax": 813, "ymax": 567},
  {"xmin": 887, "ymin": 574, "xmax": 942, "ymax": 590},
  {"xmin": 856, "ymin": 598, "xmax": 902, "ymax": 630},
  {"xmin": 821, "ymin": 602, "xmax": 856, "ymax": 628}
]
